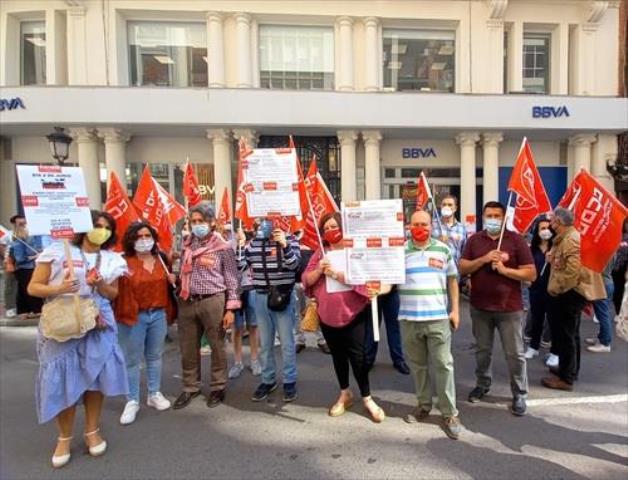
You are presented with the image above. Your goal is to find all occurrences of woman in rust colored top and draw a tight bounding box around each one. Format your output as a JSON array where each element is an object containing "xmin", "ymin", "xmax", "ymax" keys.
[{"xmin": 114, "ymin": 221, "xmax": 176, "ymax": 426}]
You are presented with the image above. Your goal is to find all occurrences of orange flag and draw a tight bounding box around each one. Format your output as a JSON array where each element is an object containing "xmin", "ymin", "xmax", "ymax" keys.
[
  {"xmin": 235, "ymin": 139, "xmax": 256, "ymax": 230},
  {"xmin": 558, "ymin": 170, "xmax": 628, "ymax": 273},
  {"xmin": 300, "ymin": 157, "xmax": 338, "ymax": 250},
  {"xmin": 507, "ymin": 138, "xmax": 552, "ymax": 233},
  {"xmin": 183, "ymin": 162, "xmax": 202, "ymax": 207},
  {"xmin": 416, "ymin": 173, "xmax": 430, "ymax": 210},
  {"xmin": 217, "ymin": 188, "xmax": 232, "ymax": 225},
  {"xmin": 104, "ymin": 172, "xmax": 140, "ymax": 252}
]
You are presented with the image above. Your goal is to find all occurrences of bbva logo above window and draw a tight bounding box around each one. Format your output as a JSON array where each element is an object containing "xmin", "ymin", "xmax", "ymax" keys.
[
  {"xmin": 402, "ymin": 148, "xmax": 437, "ymax": 158},
  {"xmin": 0, "ymin": 97, "xmax": 26, "ymax": 112},
  {"xmin": 532, "ymin": 106, "xmax": 570, "ymax": 118}
]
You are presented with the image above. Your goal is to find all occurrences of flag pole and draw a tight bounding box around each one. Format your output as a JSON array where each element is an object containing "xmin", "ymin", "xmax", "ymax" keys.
[
  {"xmin": 496, "ymin": 190, "xmax": 513, "ymax": 251},
  {"xmin": 421, "ymin": 171, "xmax": 442, "ymax": 232},
  {"xmin": 6, "ymin": 232, "xmax": 40, "ymax": 255}
]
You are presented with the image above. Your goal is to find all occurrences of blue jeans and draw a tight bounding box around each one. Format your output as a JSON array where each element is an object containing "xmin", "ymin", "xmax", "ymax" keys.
[
  {"xmin": 593, "ymin": 282, "xmax": 615, "ymax": 346},
  {"xmin": 255, "ymin": 291, "xmax": 297, "ymax": 385},
  {"xmin": 118, "ymin": 308, "xmax": 168, "ymax": 402},
  {"xmin": 365, "ymin": 289, "xmax": 405, "ymax": 366}
]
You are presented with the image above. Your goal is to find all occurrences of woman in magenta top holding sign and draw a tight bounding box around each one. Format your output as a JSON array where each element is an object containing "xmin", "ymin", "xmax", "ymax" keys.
[
  {"xmin": 302, "ymin": 212, "xmax": 385, "ymax": 423},
  {"xmin": 28, "ymin": 211, "xmax": 128, "ymax": 469}
]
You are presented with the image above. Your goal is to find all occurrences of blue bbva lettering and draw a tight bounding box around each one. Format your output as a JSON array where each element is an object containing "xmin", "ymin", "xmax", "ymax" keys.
[
  {"xmin": 0, "ymin": 97, "xmax": 26, "ymax": 112},
  {"xmin": 402, "ymin": 148, "xmax": 437, "ymax": 158},
  {"xmin": 532, "ymin": 105, "xmax": 570, "ymax": 118}
]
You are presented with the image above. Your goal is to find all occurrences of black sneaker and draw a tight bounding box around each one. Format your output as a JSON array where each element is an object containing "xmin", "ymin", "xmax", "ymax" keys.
[
  {"xmin": 468, "ymin": 386, "xmax": 489, "ymax": 403},
  {"xmin": 442, "ymin": 416, "xmax": 462, "ymax": 440},
  {"xmin": 283, "ymin": 382, "xmax": 298, "ymax": 402},
  {"xmin": 393, "ymin": 361, "xmax": 411, "ymax": 375},
  {"xmin": 251, "ymin": 382, "xmax": 277, "ymax": 402},
  {"xmin": 510, "ymin": 395, "xmax": 527, "ymax": 416}
]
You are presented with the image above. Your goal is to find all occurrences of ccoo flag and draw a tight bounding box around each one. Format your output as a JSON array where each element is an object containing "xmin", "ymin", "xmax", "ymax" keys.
[{"xmin": 104, "ymin": 172, "xmax": 140, "ymax": 251}]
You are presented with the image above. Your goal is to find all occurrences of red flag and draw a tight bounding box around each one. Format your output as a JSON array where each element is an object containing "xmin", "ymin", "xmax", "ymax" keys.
[
  {"xmin": 0, "ymin": 224, "xmax": 11, "ymax": 242},
  {"xmin": 235, "ymin": 139, "xmax": 255, "ymax": 230},
  {"xmin": 104, "ymin": 172, "xmax": 140, "ymax": 252},
  {"xmin": 558, "ymin": 170, "xmax": 628, "ymax": 273},
  {"xmin": 133, "ymin": 167, "xmax": 175, "ymax": 252},
  {"xmin": 507, "ymin": 139, "xmax": 552, "ymax": 233},
  {"xmin": 300, "ymin": 157, "xmax": 338, "ymax": 250},
  {"xmin": 183, "ymin": 162, "xmax": 202, "ymax": 207},
  {"xmin": 154, "ymin": 180, "xmax": 186, "ymax": 226},
  {"xmin": 416, "ymin": 173, "xmax": 430, "ymax": 210},
  {"xmin": 217, "ymin": 188, "xmax": 232, "ymax": 225}
]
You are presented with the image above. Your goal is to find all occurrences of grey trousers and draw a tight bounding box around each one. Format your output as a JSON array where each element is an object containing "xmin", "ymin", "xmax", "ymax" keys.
[
  {"xmin": 470, "ymin": 307, "xmax": 528, "ymax": 397},
  {"xmin": 3, "ymin": 270, "xmax": 17, "ymax": 311}
]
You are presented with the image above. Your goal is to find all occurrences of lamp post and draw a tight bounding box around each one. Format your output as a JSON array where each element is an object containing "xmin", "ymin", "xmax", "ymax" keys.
[{"xmin": 46, "ymin": 127, "xmax": 73, "ymax": 165}]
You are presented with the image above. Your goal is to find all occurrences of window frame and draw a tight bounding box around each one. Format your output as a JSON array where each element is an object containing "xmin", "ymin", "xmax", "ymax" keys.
[
  {"xmin": 19, "ymin": 19, "xmax": 46, "ymax": 86},
  {"xmin": 522, "ymin": 31, "xmax": 551, "ymax": 94}
]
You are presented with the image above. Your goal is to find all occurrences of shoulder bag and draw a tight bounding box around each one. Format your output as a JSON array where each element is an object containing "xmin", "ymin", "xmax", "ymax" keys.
[{"xmin": 261, "ymin": 241, "xmax": 293, "ymax": 312}]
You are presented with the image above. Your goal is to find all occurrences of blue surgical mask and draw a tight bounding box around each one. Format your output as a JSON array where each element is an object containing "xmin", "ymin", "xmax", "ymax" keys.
[
  {"xmin": 484, "ymin": 218, "xmax": 502, "ymax": 235},
  {"xmin": 192, "ymin": 223, "xmax": 210, "ymax": 238},
  {"xmin": 256, "ymin": 220, "xmax": 273, "ymax": 240}
]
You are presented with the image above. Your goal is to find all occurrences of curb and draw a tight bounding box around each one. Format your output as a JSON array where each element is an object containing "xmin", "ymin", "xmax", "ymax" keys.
[{"xmin": 0, "ymin": 317, "xmax": 39, "ymax": 327}]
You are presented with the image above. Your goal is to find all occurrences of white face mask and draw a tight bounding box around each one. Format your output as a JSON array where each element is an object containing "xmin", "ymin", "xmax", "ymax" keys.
[
  {"xmin": 441, "ymin": 206, "xmax": 454, "ymax": 218},
  {"xmin": 539, "ymin": 229, "xmax": 553, "ymax": 241},
  {"xmin": 134, "ymin": 238, "xmax": 155, "ymax": 253}
]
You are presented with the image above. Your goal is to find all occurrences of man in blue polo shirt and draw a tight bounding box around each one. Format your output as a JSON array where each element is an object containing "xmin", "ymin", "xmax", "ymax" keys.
[{"xmin": 399, "ymin": 209, "xmax": 461, "ymax": 440}]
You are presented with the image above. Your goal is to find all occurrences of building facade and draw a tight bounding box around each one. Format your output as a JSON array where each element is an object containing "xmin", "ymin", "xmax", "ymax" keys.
[{"xmin": 1, "ymin": 0, "xmax": 626, "ymax": 227}]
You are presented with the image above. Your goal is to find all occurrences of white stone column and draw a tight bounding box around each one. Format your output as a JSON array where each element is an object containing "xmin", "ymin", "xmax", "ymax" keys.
[
  {"xmin": 363, "ymin": 17, "xmax": 379, "ymax": 92},
  {"xmin": 207, "ymin": 129, "xmax": 234, "ymax": 205},
  {"xmin": 507, "ymin": 21, "xmax": 523, "ymax": 93},
  {"xmin": 486, "ymin": 19, "xmax": 505, "ymax": 93},
  {"xmin": 67, "ymin": 6, "xmax": 87, "ymax": 85},
  {"xmin": 592, "ymin": 133, "xmax": 616, "ymax": 191},
  {"xmin": 362, "ymin": 130, "xmax": 382, "ymax": 200},
  {"xmin": 206, "ymin": 12, "xmax": 225, "ymax": 88},
  {"xmin": 482, "ymin": 133, "xmax": 503, "ymax": 205},
  {"xmin": 552, "ymin": 22, "xmax": 569, "ymax": 95},
  {"xmin": 100, "ymin": 128, "xmax": 130, "ymax": 192},
  {"xmin": 456, "ymin": 132, "xmax": 480, "ymax": 221},
  {"xmin": 338, "ymin": 130, "xmax": 358, "ymax": 202},
  {"xmin": 234, "ymin": 13, "xmax": 253, "ymax": 88},
  {"xmin": 336, "ymin": 17, "xmax": 354, "ymax": 91},
  {"xmin": 569, "ymin": 134, "xmax": 595, "ymax": 175},
  {"xmin": 72, "ymin": 128, "xmax": 102, "ymax": 208}
]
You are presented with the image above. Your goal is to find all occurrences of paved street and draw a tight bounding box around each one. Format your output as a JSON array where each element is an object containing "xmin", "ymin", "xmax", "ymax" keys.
[{"xmin": 1, "ymin": 301, "xmax": 627, "ymax": 480}]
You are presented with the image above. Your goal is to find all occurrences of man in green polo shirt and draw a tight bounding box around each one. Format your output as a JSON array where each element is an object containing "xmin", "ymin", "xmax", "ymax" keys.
[{"xmin": 399, "ymin": 210, "xmax": 461, "ymax": 440}]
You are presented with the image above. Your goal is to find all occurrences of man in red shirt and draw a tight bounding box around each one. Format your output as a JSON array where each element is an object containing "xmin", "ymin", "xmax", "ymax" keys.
[{"xmin": 459, "ymin": 201, "xmax": 536, "ymax": 416}]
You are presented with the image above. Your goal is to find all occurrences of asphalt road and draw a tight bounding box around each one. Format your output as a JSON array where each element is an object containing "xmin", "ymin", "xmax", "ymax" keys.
[{"xmin": 1, "ymin": 301, "xmax": 627, "ymax": 480}]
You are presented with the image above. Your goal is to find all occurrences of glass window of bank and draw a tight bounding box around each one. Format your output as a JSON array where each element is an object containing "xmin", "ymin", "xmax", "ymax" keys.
[
  {"xmin": 383, "ymin": 29, "xmax": 455, "ymax": 92},
  {"xmin": 128, "ymin": 22, "xmax": 207, "ymax": 87},
  {"xmin": 522, "ymin": 33, "xmax": 550, "ymax": 94},
  {"xmin": 21, "ymin": 21, "xmax": 46, "ymax": 85},
  {"xmin": 259, "ymin": 25, "xmax": 334, "ymax": 90}
]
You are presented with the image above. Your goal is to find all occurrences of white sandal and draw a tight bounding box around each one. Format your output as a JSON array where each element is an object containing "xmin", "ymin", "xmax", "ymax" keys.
[
  {"xmin": 51, "ymin": 436, "xmax": 72, "ymax": 469},
  {"xmin": 84, "ymin": 429, "xmax": 107, "ymax": 457}
]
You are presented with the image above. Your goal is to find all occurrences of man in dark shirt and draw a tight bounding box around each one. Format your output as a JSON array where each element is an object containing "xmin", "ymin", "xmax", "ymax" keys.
[{"xmin": 459, "ymin": 201, "xmax": 536, "ymax": 416}]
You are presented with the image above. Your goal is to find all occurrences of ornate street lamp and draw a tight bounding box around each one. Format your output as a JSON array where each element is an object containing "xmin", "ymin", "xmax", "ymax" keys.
[{"xmin": 46, "ymin": 127, "xmax": 73, "ymax": 165}]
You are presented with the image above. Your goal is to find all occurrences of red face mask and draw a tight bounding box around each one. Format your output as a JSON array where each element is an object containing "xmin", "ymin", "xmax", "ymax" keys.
[
  {"xmin": 410, "ymin": 226, "xmax": 430, "ymax": 243},
  {"xmin": 323, "ymin": 228, "xmax": 343, "ymax": 245}
]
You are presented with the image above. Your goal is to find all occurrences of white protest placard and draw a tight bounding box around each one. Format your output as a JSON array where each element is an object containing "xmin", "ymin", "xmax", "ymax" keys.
[
  {"xmin": 244, "ymin": 148, "xmax": 301, "ymax": 218},
  {"xmin": 16, "ymin": 165, "xmax": 93, "ymax": 238},
  {"xmin": 325, "ymin": 249, "xmax": 352, "ymax": 293}
]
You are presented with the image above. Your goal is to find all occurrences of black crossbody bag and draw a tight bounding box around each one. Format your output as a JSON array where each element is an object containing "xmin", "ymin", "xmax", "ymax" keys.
[{"xmin": 261, "ymin": 240, "xmax": 293, "ymax": 312}]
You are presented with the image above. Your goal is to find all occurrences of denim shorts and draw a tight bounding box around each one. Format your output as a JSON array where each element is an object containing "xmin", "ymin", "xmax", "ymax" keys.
[{"xmin": 234, "ymin": 289, "xmax": 257, "ymax": 330}]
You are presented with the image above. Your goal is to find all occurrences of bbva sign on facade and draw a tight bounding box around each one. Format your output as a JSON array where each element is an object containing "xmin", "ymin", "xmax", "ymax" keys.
[
  {"xmin": 402, "ymin": 147, "xmax": 437, "ymax": 158},
  {"xmin": 532, "ymin": 105, "xmax": 570, "ymax": 118},
  {"xmin": 0, "ymin": 97, "xmax": 26, "ymax": 112}
]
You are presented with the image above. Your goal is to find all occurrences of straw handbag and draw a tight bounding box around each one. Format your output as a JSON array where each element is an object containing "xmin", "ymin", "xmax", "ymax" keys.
[
  {"xmin": 40, "ymin": 295, "xmax": 99, "ymax": 342},
  {"xmin": 300, "ymin": 299, "xmax": 320, "ymax": 332}
]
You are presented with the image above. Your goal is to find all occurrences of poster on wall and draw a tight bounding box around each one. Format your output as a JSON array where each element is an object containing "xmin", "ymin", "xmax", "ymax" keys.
[
  {"xmin": 16, "ymin": 165, "xmax": 93, "ymax": 238},
  {"xmin": 244, "ymin": 148, "xmax": 301, "ymax": 218}
]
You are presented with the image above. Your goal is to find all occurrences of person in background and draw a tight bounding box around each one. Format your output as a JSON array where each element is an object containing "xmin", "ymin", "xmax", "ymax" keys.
[
  {"xmin": 611, "ymin": 220, "xmax": 628, "ymax": 314},
  {"xmin": 229, "ymin": 228, "xmax": 261, "ymax": 379},
  {"xmin": 28, "ymin": 210, "xmax": 128, "ymax": 468},
  {"xmin": 432, "ymin": 194, "xmax": 467, "ymax": 265},
  {"xmin": 1, "ymin": 215, "xmax": 18, "ymax": 318},
  {"xmin": 585, "ymin": 258, "xmax": 615, "ymax": 353},
  {"xmin": 459, "ymin": 201, "xmax": 536, "ymax": 417},
  {"xmin": 400, "ymin": 210, "xmax": 461, "ymax": 440},
  {"xmin": 295, "ymin": 243, "xmax": 330, "ymax": 354},
  {"xmin": 114, "ymin": 221, "xmax": 177, "ymax": 425},
  {"xmin": 11, "ymin": 215, "xmax": 45, "ymax": 319},
  {"xmin": 302, "ymin": 212, "xmax": 385, "ymax": 423},
  {"xmin": 544, "ymin": 207, "xmax": 606, "ymax": 391},
  {"xmin": 173, "ymin": 204, "xmax": 240, "ymax": 410},
  {"xmin": 237, "ymin": 219, "xmax": 301, "ymax": 403},
  {"xmin": 524, "ymin": 216, "xmax": 558, "ymax": 367}
]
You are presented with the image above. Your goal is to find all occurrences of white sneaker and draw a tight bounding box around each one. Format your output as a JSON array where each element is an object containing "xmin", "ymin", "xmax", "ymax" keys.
[
  {"xmin": 5, "ymin": 308, "xmax": 16, "ymax": 318},
  {"xmin": 250, "ymin": 359, "xmax": 262, "ymax": 376},
  {"xmin": 147, "ymin": 392, "xmax": 171, "ymax": 411},
  {"xmin": 524, "ymin": 347, "xmax": 539, "ymax": 359},
  {"xmin": 545, "ymin": 353, "xmax": 559, "ymax": 368},
  {"xmin": 228, "ymin": 362, "xmax": 244, "ymax": 379},
  {"xmin": 586, "ymin": 342, "xmax": 611, "ymax": 353},
  {"xmin": 120, "ymin": 400, "xmax": 140, "ymax": 425}
]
